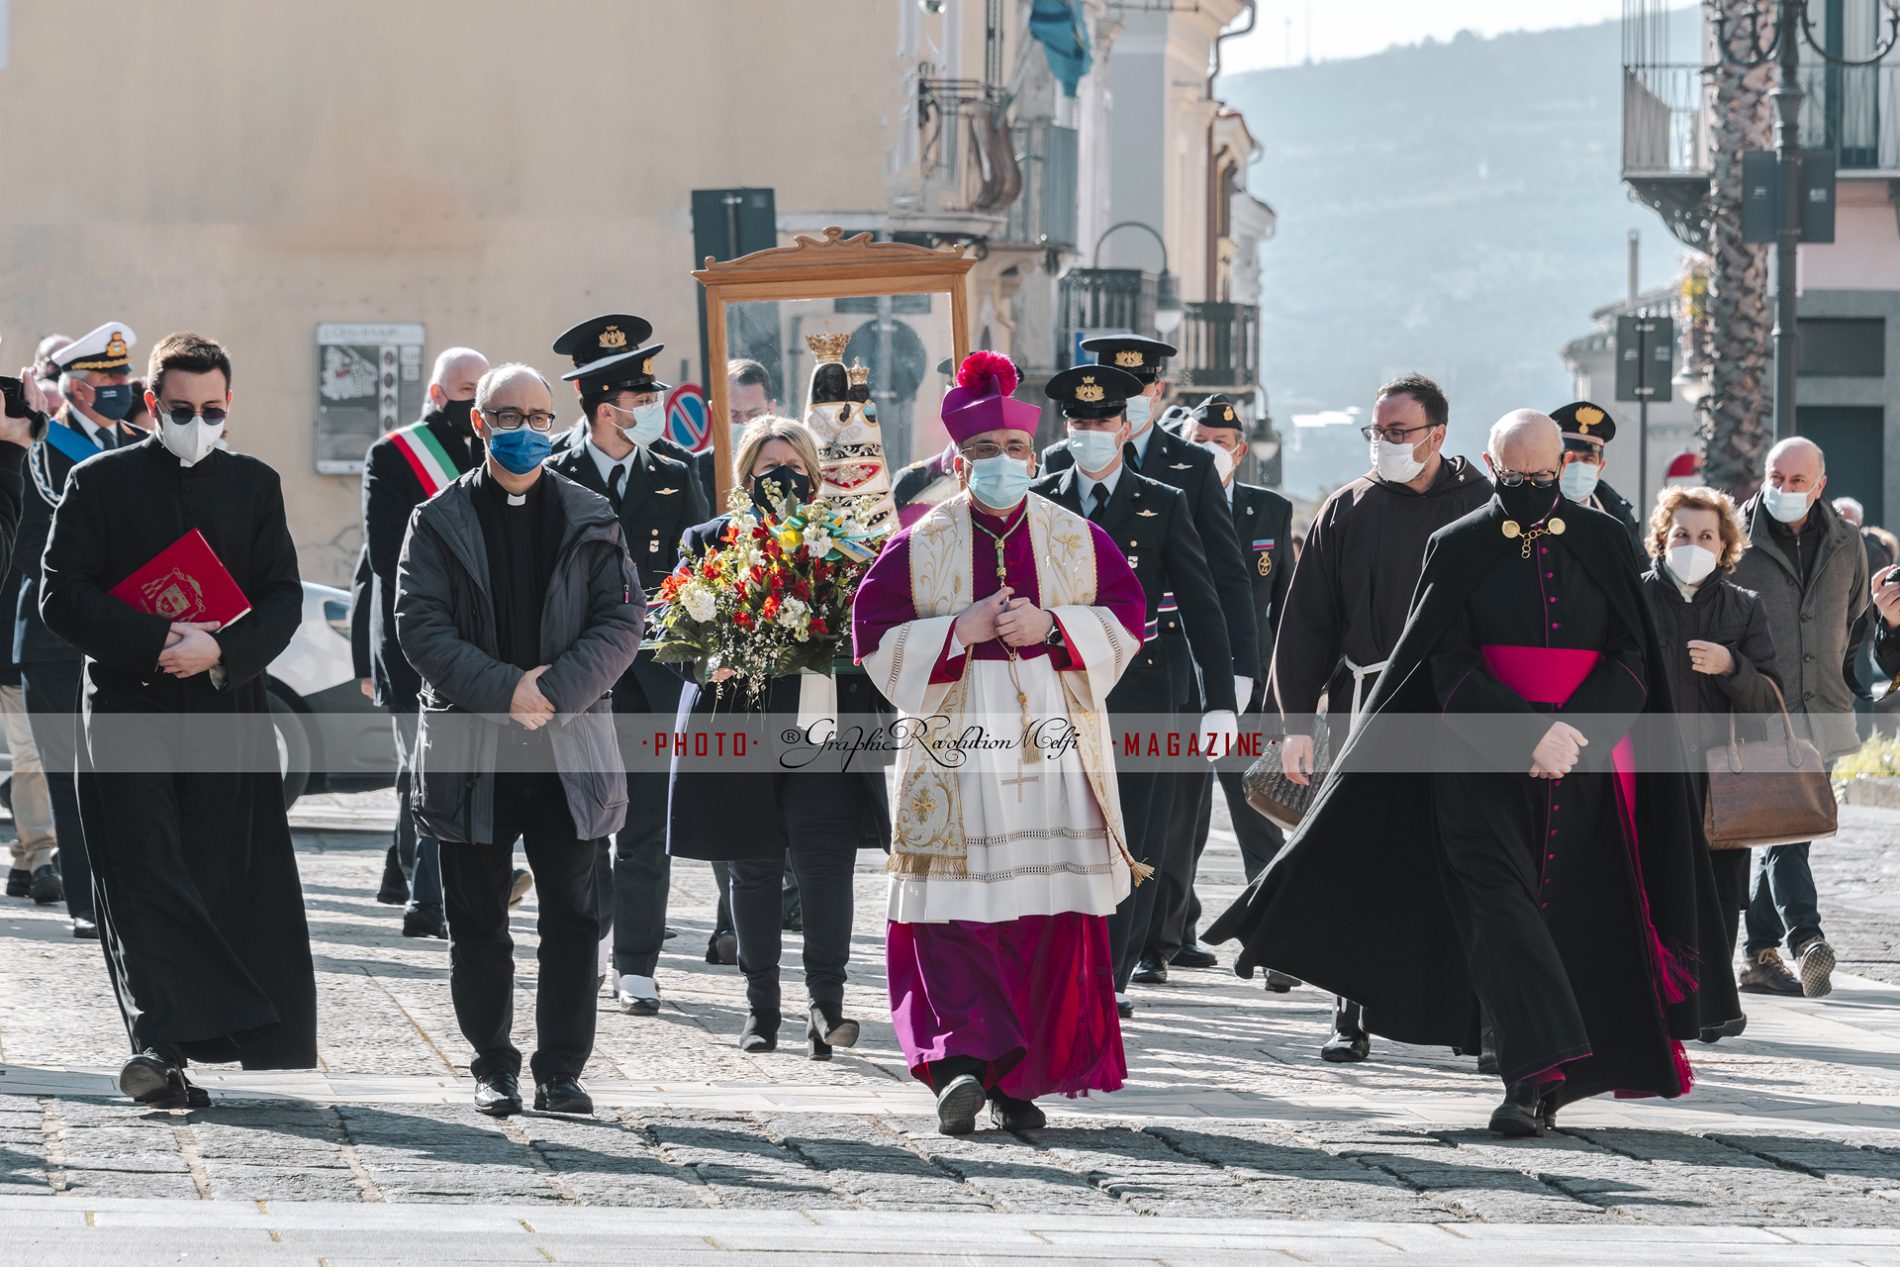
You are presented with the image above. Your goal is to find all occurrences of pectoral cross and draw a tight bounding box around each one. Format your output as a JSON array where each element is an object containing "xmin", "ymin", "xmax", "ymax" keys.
[{"xmin": 1000, "ymin": 769, "xmax": 1041, "ymax": 804}]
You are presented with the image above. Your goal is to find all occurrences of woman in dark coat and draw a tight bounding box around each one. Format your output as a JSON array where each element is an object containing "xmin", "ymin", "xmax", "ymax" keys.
[
  {"xmin": 1639, "ymin": 484, "xmax": 1782, "ymax": 1040},
  {"xmin": 666, "ymin": 417, "xmax": 892, "ymax": 1058}
]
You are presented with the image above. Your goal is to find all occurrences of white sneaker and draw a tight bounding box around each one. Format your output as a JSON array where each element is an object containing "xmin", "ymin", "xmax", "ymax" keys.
[{"xmin": 616, "ymin": 974, "xmax": 660, "ymax": 1016}]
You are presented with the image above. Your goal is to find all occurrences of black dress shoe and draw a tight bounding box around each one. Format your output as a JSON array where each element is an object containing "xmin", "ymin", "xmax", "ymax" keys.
[
  {"xmin": 705, "ymin": 933, "xmax": 737, "ymax": 966},
  {"xmin": 1538, "ymin": 1088, "xmax": 1560, "ymax": 1132},
  {"xmin": 71, "ymin": 917, "xmax": 99, "ymax": 940},
  {"xmin": 1131, "ymin": 956, "xmax": 1169, "ymax": 985},
  {"xmin": 1117, "ymin": 997, "xmax": 1135, "ymax": 1020},
  {"xmin": 534, "ymin": 1075, "xmax": 593, "ymax": 1115},
  {"xmin": 28, "ymin": 864, "xmax": 62, "ymax": 906},
  {"xmin": 987, "ymin": 1091, "xmax": 1046, "ymax": 1133},
  {"xmin": 473, "ymin": 1072, "xmax": 523, "ymax": 1117},
  {"xmin": 1698, "ymin": 1012, "xmax": 1748, "ymax": 1044},
  {"xmin": 1263, "ymin": 970, "xmax": 1301, "ymax": 993},
  {"xmin": 402, "ymin": 904, "xmax": 448, "ymax": 939},
  {"xmin": 119, "ymin": 1051, "xmax": 180, "ymax": 1104},
  {"xmin": 809, "ymin": 1002, "xmax": 860, "ymax": 1050},
  {"xmin": 1171, "ymin": 944, "xmax": 1218, "ymax": 970},
  {"xmin": 5, "ymin": 868, "xmax": 28, "ymax": 898},
  {"xmin": 1320, "ymin": 1025, "xmax": 1370, "ymax": 1063},
  {"xmin": 935, "ymin": 1074, "xmax": 985, "ymax": 1136},
  {"xmin": 376, "ymin": 849, "xmax": 409, "ymax": 906},
  {"xmin": 148, "ymin": 1073, "xmax": 213, "ymax": 1111},
  {"xmin": 1488, "ymin": 1079, "xmax": 1546, "ymax": 1138},
  {"xmin": 739, "ymin": 1012, "xmax": 780, "ymax": 1053}
]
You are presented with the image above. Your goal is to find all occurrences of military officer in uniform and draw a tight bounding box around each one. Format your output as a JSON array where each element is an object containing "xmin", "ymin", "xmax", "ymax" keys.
[
  {"xmin": 553, "ymin": 315, "xmax": 714, "ymax": 506},
  {"xmin": 549, "ymin": 315, "xmax": 708, "ymax": 1015},
  {"xmin": 1043, "ymin": 335, "xmax": 1258, "ymax": 987},
  {"xmin": 1169, "ymin": 394, "xmax": 1296, "ymax": 969},
  {"xmin": 18, "ymin": 322, "xmax": 143, "ymax": 937},
  {"xmin": 1032, "ymin": 364, "xmax": 1236, "ymax": 1020},
  {"xmin": 1552, "ymin": 401, "xmax": 1643, "ymax": 562}
]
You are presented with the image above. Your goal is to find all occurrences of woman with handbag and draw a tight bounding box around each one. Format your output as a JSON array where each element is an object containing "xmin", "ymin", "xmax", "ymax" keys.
[
  {"xmin": 1640, "ymin": 485, "xmax": 1782, "ymax": 1038},
  {"xmin": 665, "ymin": 417, "xmax": 893, "ymax": 1059}
]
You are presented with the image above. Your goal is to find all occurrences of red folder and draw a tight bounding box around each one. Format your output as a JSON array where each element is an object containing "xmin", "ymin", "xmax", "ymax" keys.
[{"xmin": 108, "ymin": 529, "xmax": 252, "ymax": 627}]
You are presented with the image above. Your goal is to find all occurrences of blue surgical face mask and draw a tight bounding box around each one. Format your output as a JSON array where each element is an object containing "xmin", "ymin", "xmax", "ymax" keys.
[
  {"xmin": 613, "ymin": 400, "xmax": 666, "ymax": 449},
  {"xmin": 1066, "ymin": 427, "xmax": 1122, "ymax": 473},
  {"xmin": 487, "ymin": 427, "xmax": 553, "ymax": 475},
  {"xmin": 1762, "ymin": 484, "xmax": 1813, "ymax": 524},
  {"xmin": 1124, "ymin": 394, "xmax": 1153, "ymax": 430},
  {"xmin": 966, "ymin": 453, "xmax": 1034, "ymax": 510},
  {"xmin": 1559, "ymin": 461, "xmax": 1600, "ymax": 502},
  {"xmin": 86, "ymin": 382, "xmax": 135, "ymax": 421}
]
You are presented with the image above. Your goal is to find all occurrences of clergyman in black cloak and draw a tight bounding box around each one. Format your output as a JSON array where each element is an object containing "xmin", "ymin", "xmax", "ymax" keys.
[{"xmin": 1208, "ymin": 410, "xmax": 1740, "ymax": 1136}]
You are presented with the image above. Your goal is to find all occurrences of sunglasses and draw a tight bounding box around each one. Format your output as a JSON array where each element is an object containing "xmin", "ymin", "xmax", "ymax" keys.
[{"xmin": 158, "ymin": 406, "xmax": 229, "ymax": 426}]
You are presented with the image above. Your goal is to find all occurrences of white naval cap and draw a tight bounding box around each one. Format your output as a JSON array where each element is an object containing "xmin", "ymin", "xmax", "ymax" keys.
[{"xmin": 52, "ymin": 322, "xmax": 137, "ymax": 374}]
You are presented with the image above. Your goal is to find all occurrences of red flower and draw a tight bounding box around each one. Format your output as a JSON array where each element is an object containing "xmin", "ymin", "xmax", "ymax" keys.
[
  {"xmin": 751, "ymin": 525, "xmax": 768, "ymax": 540},
  {"xmin": 790, "ymin": 580, "xmax": 812, "ymax": 601},
  {"xmin": 749, "ymin": 565, "xmax": 766, "ymax": 584},
  {"xmin": 809, "ymin": 617, "xmax": 830, "ymax": 637},
  {"xmin": 723, "ymin": 523, "xmax": 741, "ymax": 544},
  {"xmin": 761, "ymin": 596, "xmax": 781, "ymax": 621},
  {"xmin": 701, "ymin": 561, "xmax": 718, "ymax": 580},
  {"xmin": 733, "ymin": 611, "xmax": 753, "ymax": 628}
]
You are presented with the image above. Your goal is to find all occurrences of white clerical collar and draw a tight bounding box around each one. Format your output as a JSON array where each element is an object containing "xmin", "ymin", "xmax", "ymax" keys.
[
  {"xmin": 506, "ymin": 492, "xmax": 527, "ymax": 507},
  {"xmin": 586, "ymin": 432, "xmax": 636, "ymax": 486},
  {"xmin": 1077, "ymin": 465, "xmax": 1121, "ymax": 507}
]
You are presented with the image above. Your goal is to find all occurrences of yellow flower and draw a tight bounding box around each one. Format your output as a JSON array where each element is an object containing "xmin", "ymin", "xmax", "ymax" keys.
[{"xmin": 777, "ymin": 529, "xmax": 801, "ymax": 551}]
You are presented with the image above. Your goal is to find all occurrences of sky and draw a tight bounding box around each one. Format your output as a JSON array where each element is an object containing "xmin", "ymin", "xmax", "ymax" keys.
[{"xmin": 1221, "ymin": 0, "xmax": 1632, "ymax": 72}]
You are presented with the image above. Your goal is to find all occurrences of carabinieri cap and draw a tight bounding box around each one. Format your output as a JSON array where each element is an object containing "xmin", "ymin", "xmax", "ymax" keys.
[
  {"xmin": 1551, "ymin": 400, "xmax": 1617, "ymax": 453},
  {"xmin": 552, "ymin": 313, "xmax": 669, "ymax": 393}
]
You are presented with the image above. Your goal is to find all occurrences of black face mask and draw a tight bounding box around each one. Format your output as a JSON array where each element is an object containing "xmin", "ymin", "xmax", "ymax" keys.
[
  {"xmin": 749, "ymin": 464, "xmax": 814, "ymax": 514},
  {"xmin": 1496, "ymin": 478, "xmax": 1562, "ymax": 526},
  {"xmin": 439, "ymin": 397, "xmax": 476, "ymax": 437}
]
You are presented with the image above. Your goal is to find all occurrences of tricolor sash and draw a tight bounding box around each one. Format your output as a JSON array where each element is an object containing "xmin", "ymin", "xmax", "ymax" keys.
[{"xmin": 388, "ymin": 423, "xmax": 458, "ymax": 497}]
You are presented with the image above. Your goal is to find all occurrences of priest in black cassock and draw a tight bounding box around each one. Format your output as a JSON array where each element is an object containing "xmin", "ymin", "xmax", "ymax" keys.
[
  {"xmin": 40, "ymin": 332, "xmax": 314, "ymax": 1110},
  {"xmin": 1208, "ymin": 410, "xmax": 1737, "ymax": 1137}
]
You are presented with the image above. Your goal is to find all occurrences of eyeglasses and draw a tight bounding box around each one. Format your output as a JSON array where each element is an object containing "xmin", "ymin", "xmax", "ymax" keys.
[
  {"xmin": 160, "ymin": 405, "xmax": 228, "ymax": 426},
  {"xmin": 1492, "ymin": 468, "xmax": 1559, "ymax": 488},
  {"xmin": 1360, "ymin": 423, "xmax": 1438, "ymax": 444},
  {"xmin": 960, "ymin": 441, "xmax": 1035, "ymax": 461},
  {"xmin": 482, "ymin": 408, "xmax": 558, "ymax": 432}
]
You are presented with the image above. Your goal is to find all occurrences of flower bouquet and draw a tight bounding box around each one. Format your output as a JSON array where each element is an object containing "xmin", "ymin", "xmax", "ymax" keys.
[{"xmin": 646, "ymin": 488, "xmax": 887, "ymax": 701}]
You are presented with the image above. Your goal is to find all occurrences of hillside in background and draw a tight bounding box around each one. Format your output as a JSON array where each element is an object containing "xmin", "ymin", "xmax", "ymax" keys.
[{"xmin": 1217, "ymin": 12, "xmax": 1700, "ymax": 502}]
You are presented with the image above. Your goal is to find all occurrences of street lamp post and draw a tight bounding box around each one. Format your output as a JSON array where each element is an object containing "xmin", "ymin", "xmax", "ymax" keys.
[
  {"xmin": 1709, "ymin": 0, "xmax": 1900, "ymax": 442},
  {"xmin": 1091, "ymin": 220, "xmax": 1186, "ymax": 336}
]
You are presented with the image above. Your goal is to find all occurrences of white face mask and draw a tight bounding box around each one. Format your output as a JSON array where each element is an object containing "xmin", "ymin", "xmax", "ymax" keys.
[
  {"xmin": 160, "ymin": 412, "xmax": 226, "ymax": 467},
  {"xmin": 1559, "ymin": 461, "xmax": 1601, "ymax": 502},
  {"xmin": 1666, "ymin": 542, "xmax": 1719, "ymax": 586},
  {"xmin": 1125, "ymin": 394, "xmax": 1153, "ymax": 433},
  {"xmin": 1762, "ymin": 484, "xmax": 1812, "ymax": 524},
  {"xmin": 611, "ymin": 400, "xmax": 666, "ymax": 449},
  {"xmin": 1371, "ymin": 436, "xmax": 1426, "ymax": 483},
  {"xmin": 1199, "ymin": 439, "xmax": 1236, "ymax": 483}
]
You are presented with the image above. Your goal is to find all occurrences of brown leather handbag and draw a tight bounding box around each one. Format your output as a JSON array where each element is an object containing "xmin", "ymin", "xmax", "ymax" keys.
[
  {"xmin": 1244, "ymin": 718, "xmax": 1332, "ymax": 832},
  {"xmin": 1703, "ymin": 679, "xmax": 1839, "ymax": 850}
]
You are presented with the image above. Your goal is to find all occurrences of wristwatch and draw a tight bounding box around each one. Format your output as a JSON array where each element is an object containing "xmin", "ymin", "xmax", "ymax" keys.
[{"xmin": 1043, "ymin": 619, "xmax": 1065, "ymax": 648}]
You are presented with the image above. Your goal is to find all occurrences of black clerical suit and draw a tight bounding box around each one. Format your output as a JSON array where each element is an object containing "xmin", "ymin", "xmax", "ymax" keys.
[
  {"xmin": 1031, "ymin": 465, "xmax": 1233, "ymax": 995},
  {"xmin": 1044, "ymin": 426, "xmax": 1258, "ymax": 972},
  {"xmin": 40, "ymin": 437, "xmax": 315, "ymax": 1069},
  {"xmin": 17, "ymin": 414, "xmax": 111, "ymax": 925},
  {"xmin": 1210, "ymin": 497, "xmax": 1739, "ymax": 1107},
  {"xmin": 547, "ymin": 436, "xmax": 707, "ymax": 983}
]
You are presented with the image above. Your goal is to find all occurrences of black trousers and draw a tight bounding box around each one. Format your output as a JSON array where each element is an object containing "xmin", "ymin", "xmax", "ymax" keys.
[
  {"xmin": 388, "ymin": 707, "xmax": 419, "ymax": 882},
  {"xmin": 442, "ymin": 773, "xmax": 599, "ymax": 1083},
  {"xmin": 1150, "ymin": 767, "xmax": 1287, "ymax": 957},
  {"xmin": 1711, "ymin": 846, "xmax": 1750, "ymax": 972},
  {"xmin": 595, "ymin": 769, "xmax": 671, "ymax": 978},
  {"xmin": 1105, "ymin": 766, "xmax": 1175, "ymax": 992},
  {"xmin": 728, "ymin": 772, "xmax": 864, "ymax": 1017},
  {"xmin": 22, "ymin": 658, "xmax": 88, "ymax": 922}
]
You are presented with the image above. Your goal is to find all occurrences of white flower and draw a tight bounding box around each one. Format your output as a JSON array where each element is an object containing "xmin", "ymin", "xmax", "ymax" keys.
[
  {"xmin": 803, "ymin": 527, "xmax": 834, "ymax": 558},
  {"xmin": 680, "ymin": 584, "xmax": 717, "ymax": 622},
  {"xmin": 776, "ymin": 596, "xmax": 809, "ymax": 629}
]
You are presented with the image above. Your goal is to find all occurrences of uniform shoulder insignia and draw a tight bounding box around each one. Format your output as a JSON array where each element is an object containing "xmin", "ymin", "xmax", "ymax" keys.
[
  {"xmin": 1169, "ymin": 462, "xmax": 1193, "ymax": 470},
  {"xmin": 655, "ymin": 487, "xmax": 679, "ymax": 495},
  {"xmin": 1137, "ymin": 508, "xmax": 1159, "ymax": 518}
]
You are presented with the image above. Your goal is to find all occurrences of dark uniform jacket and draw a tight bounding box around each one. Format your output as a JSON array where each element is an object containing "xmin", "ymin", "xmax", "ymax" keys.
[
  {"xmin": 361, "ymin": 409, "xmax": 482, "ymax": 713},
  {"xmin": 16, "ymin": 413, "xmax": 107, "ymax": 666},
  {"xmin": 1043, "ymin": 427, "xmax": 1258, "ymax": 690},
  {"xmin": 1228, "ymin": 480, "xmax": 1294, "ymax": 711},
  {"xmin": 1032, "ymin": 466, "xmax": 1235, "ymax": 714},
  {"xmin": 547, "ymin": 435, "xmax": 708, "ymax": 713},
  {"xmin": 552, "ymin": 421, "xmax": 716, "ymax": 513},
  {"xmin": 1588, "ymin": 479, "xmax": 1645, "ymax": 564}
]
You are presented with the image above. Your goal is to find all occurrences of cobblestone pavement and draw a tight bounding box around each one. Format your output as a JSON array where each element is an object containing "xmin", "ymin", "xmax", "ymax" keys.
[{"xmin": 6, "ymin": 796, "xmax": 1900, "ymax": 1261}]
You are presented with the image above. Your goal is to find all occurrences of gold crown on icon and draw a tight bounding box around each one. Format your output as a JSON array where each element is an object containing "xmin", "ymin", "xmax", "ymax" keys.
[
  {"xmin": 1075, "ymin": 375, "xmax": 1106, "ymax": 403},
  {"xmin": 806, "ymin": 332, "xmax": 852, "ymax": 364},
  {"xmin": 847, "ymin": 358, "xmax": 871, "ymax": 387},
  {"xmin": 598, "ymin": 325, "xmax": 628, "ymax": 351}
]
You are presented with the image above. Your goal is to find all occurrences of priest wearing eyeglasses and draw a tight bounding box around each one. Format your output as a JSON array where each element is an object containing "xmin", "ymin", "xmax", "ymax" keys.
[{"xmin": 1209, "ymin": 410, "xmax": 1737, "ymax": 1137}]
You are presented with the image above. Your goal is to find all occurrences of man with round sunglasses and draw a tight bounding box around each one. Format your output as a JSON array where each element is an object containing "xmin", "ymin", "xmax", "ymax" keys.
[{"xmin": 41, "ymin": 332, "xmax": 317, "ymax": 1109}]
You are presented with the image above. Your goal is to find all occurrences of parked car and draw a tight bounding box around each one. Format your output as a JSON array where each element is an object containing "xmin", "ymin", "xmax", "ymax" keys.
[{"xmin": 267, "ymin": 582, "xmax": 398, "ymax": 807}]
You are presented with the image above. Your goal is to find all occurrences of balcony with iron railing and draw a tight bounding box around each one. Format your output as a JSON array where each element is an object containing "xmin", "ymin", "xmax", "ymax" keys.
[
  {"xmin": 1174, "ymin": 302, "xmax": 1261, "ymax": 392},
  {"xmin": 1056, "ymin": 269, "xmax": 1156, "ymax": 367},
  {"xmin": 887, "ymin": 77, "xmax": 1024, "ymax": 237},
  {"xmin": 1623, "ymin": 61, "xmax": 1900, "ymax": 178}
]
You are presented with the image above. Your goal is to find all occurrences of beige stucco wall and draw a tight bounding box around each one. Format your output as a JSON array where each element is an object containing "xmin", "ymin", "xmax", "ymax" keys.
[{"xmin": 0, "ymin": 0, "xmax": 901, "ymax": 585}]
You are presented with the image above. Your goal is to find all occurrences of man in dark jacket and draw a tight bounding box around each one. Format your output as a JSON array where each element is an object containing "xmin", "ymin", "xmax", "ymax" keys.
[
  {"xmin": 361, "ymin": 347, "xmax": 495, "ymax": 935},
  {"xmin": 1729, "ymin": 438, "xmax": 1871, "ymax": 1002},
  {"xmin": 1268, "ymin": 372, "xmax": 1491, "ymax": 1061},
  {"xmin": 396, "ymin": 363, "xmax": 643, "ymax": 1119}
]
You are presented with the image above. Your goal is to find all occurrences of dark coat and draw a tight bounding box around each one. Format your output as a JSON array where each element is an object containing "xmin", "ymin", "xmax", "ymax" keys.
[
  {"xmin": 1032, "ymin": 465, "xmax": 1232, "ymax": 714},
  {"xmin": 395, "ymin": 468, "xmax": 645, "ymax": 845},
  {"xmin": 1230, "ymin": 481, "xmax": 1294, "ymax": 710},
  {"xmin": 664, "ymin": 513, "xmax": 893, "ymax": 863},
  {"xmin": 1592, "ymin": 479, "xmax": 1645, "ymax": 564},
  {"xmin": 1639, "ymin": 567, "xmax": 1782, "ymax": 756},
  {"xmin": 361, "ymin": 410, "xmax": 483, "ymax": 713},
  {"xmin": 16, "ymin": 413, "xmax": 106, "ymax": 665},
  {"xmin": 1208, "ymin": 499, "xmax": 1738, "ymax": 1077},
  {"xmin": 546, "ymin": 434, "xmax": 707, "ymax": 715},
  {"xmin": 41, "ymin": 437, "xmax": 314, "ymax": 1069},
  {"xmin": 348, "ymin": 544, "xmax": 373, "ymax": 680},
  {"xmin": 1043, "ymin": 426, "xmax": 1259, "ymax": 684}
]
